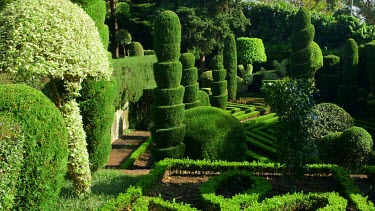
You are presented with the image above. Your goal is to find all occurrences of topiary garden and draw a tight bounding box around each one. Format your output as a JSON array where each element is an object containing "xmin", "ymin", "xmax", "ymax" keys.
[{"xmin": 1, "ymin": 1, "xmax": 375, "ymax": 210}]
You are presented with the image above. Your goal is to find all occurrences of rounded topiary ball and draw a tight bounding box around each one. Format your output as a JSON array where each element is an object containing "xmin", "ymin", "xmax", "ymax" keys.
[
  {"xmin": 183, "ymin": 106, "xmax": 246, "ymax": 161},
  {"xmin": 129, "ymin": 42, "xmax": 144, "ymax": 57},
  {"xmin": 236, "ymin": 37, "xmax": 266, "ymax": 65},
  {"xmin": 180, "ymin": 53, "xmax": 195, "ymax": 69},
  {"xmin": 338, "ymin": 126, "xmax": 373, "ymax": 170},
  {"xmin": 0, "ymin": 84, "xmax": 68, "ymax": 210}
]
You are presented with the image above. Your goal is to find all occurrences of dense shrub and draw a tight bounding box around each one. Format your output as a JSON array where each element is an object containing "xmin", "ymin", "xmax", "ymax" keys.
[
  {"xmin": 151, "ymin": 10, "xmax": 185, "ymax": 161},
  {"xmin": 319, "ymin": 131, "xmax": 343, "ymax": 164},
  {"xmin": 0, "ymin": 114, "xmax": 23, "ymax": 210},
  {"xmin": 309, "ymin": 103, "xmax": 353, "ymax": 142},
  {"xmin": 199, "ymin": 70, "xmax": 213, "ymax": 88},
  {"xmin": 310, "ymin": 41, "xmax": 323, "ymax": 75},
  {"xmin": 210, "ymin": 52, "xmax": 228, "ymax": 109},
  {"xmin": 183, "ymin": 106, "xmax": 246, "ymax": 161},
  {"xmin": 316, "ymin": 54, "xmax": 341, "ymax": 101},
  {"xmin": 224, "ymin": 34, "xmax": 238, "ymax": 101},
  {"xmin": 0, "ymin": 84, "xmax": 68, "ymax": 210},
  {"xmin": 180, "ymin": 53, "xmax": 200, "ymax": 109},
  {"xmin": 236, "ymin": 37, "xmax": 267, "ymax": 65},
  {"xmin": 364, "ymin": 41, "xmax": 375, "ymax": 119},
  {"xmin": 129, "ymin": 42, "xmax": 144, "ymax": 57},
  {"xmin": 197, "ymin": 90, "xmax": 211, "ymax": 106}
]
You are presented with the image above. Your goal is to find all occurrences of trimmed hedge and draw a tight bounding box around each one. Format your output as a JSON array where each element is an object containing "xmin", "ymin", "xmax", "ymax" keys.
[
  {"xmin": 152, "ymin": 86, "xmax": 185, "ymax": 106},
  {"xmin": 197, "ymin": 90, "xmax": 211, "ymax": 106},
  {"xmin": 236, "ymin": 37, "xmax": 267, "ymax": 65},
  {"xmin": 0, "ymin": 84, "xmax": 68, "ymax": 210},
  {"xmin": 151, "ymin": 104, "xmax": 185, "ymax": 128},
  {"xmin": 150, "ymin": 125, "xmax": 186, "ymax": 148},
  {"xmin": 0, "ymin": 114, "xmax": 23, "ymax": 210},
  {"xmin": 183, "ymin": 106, "xmax": 247, "ymax": 161},
  {"xmin": 180, "ymin": 53, "xmax": 199, "ymax": 109},
  {"xmin": 129, "ymin": 42, "xmax": 144, "ymax": 57},
  {"xmin": 153, "ymin": 62, "xmax": 183, "ymax": 88},
  {"xmin": 224, "ymin": 34, "xmax": 238, "ymax": 100}
]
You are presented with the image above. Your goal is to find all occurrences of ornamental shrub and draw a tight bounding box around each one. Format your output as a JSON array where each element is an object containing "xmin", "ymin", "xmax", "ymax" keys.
[
  {"xmin": 236, "ymin": 37, "xmax": 267, "ymax": 65},
  {"xmin": 129, "ymin": 42, "xmax": 144, "ymax": 57},
  {"xmin": 364, "ymin": 41, "xmax": 375, "ymax": 97},
  {"xmin": 308, "ymin": 103, "xmax": 353, "ymax": 142},
  {"xmin": 210, "ymin": 51, "xmax": 228, "ymax": 109},
  {"xmin": 180, "ymin": 52, "xmax": 200, "ymax": 109},
  {"xmin": 224, "ymin": 34, "xmax": 238, "ymax": 101},
  {"xmin": 0, "ymin": 84, "xmax": 68, "ymax": 210},
  {"xmin": 197, "ymin": 90, "xmax": 211, "ymax": 106},
  {"xmin": 151, "ymin": 10, "xmax": 185, "ymax": 161},
  {"xmin": 183, "ymin": 106, "xmax": 246, "ymax": 161},
  {"xmin": 0, "ymin": 114, "xmax": 23, "ymax": 211},
  {"xmin": 310, "ymin": 41, "xmax": 323, "ymax": 75}
]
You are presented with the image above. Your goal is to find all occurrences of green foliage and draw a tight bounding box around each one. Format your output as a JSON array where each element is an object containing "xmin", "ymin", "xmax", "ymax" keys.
[
  {"xmin": 319, "ymin": 131, "xmax": 342, "ymax": 164},
  {"xmin": 343, "ymin": 39, "xmax": 359, "ymax": 86},
  {"xmin": 0, "ymin": 84, "xmax": 68, "ymax": 210},
  {"xmin": 180, "ymin": 53, "xmax": 196, "ymax": 69},
  {"xmin": 116, "ymin": 29, "xmax": 132, "ymax": 46},
  {"xmin": 308, "ymin": 103, "xmax": 353, "ymax": 142},
  {"xmin": 183, "ymin": 106, "xmax": 247, "ymax": 161},
  {"xmin": 210, "ymin": 51, "xmax": 228, "ymax": 109},
  {"xmin": 261, "ymin": 78, "xmax": 316, "ymax": 175},
  {"xmin": 180, "ymin": 53, "xmax": 199, "ymax": 109},
  {"xmin": 129, "ymin": 42, "xmax": 144, "ymax": 57},
  {"xmin": 116, "ymin": 2, "xmax": 131, "ymax": 22},
  {"xmin": 151, "ymin": 104, "xmax": 185, "ymax": 129},
  {"xmin": 0, "ymin": 114, "xmax": 23, "ymax": 210},
  {"xmin": 224, "ymin": 34, "xmax": 238, "ymax": 100},
  {"xmin": 112, "ymin": 55, "xmax": 157, "ymax": 107},
  {"xmin": 197, "ymin": 90, "xmax": 211, "ymax": 106},
  {"xmin": 77, "ymin": 78, "xmax": 116, "ymax": 173},
  {"xmin": 364, "ymin": 41, "xmax": 375, "ymax": 98},
  {"xmin": 199, "ymin": 71, "xmax": 213, "ymax": 88},
  {"xmin": 310, "ymin": 41, "xmax": 323, "ymax": 74},
  {"xmin": 152, "ymin": 86, "xmax": 184, "ymax": 106},
  {"xmin": 236, "ymin": 37, "xmax": 267, "ymax": 65},
  {"xmin": 153, "ymin": 62, "xmax": 183, "ymax": 88}
]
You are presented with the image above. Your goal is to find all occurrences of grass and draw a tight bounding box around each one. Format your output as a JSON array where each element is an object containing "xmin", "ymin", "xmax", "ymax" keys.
[{"xmin": 52, "ymin": 170, "xmax": 141, "ymax": 211}]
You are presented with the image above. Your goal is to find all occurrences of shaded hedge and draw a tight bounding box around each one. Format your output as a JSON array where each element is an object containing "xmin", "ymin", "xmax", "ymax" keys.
[{"xmin": 0, "ymin": 84, "xmax": 68, "ymax": 210}]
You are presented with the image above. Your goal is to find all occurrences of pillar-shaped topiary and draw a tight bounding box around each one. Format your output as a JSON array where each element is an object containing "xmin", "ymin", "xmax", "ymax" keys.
[
  {"xmin": 290, "ymin": 7, "xmax": 317, "ymax": 78},
  {"xmin": 180, "ymin": 53, "xmax": 200, "ymax": 109},
  {"xmin": 364, "ymin": 41, "xmax": 375, "ymax": 119},
  {"xmin": 210, "ymin": 51, "xmax": 228, "ymax": 109},
  {"xmin": 129, "ymin": 41, "xmax": 144, "ymax": 57},
  {"xmin": 151, "ymin": 10, "xmax": 185, "ymax": 161},
  {"xmin": 317, "ymin": 54, "xmax": 341, "ymax": 101},
  {"xmin": 0, "ymin": 0, "xmax": 112, "ymax": 196},
  {"xmin": 224, "ymin": 34, "xmax": 238, "ymax": 101},
  {"xmin": 337, "ymin": 38, "xmax": 358, "ymax": 112}
]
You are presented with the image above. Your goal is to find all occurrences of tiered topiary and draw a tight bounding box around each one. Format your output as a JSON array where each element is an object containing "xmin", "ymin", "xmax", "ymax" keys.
[
  {"xmin": 129, "ymin": 41, "xmax": 144, "ymax": 57},
  {"xmin": 289, "ymin": 7, "xmax": 322, "ymax": 78},
  {"xmin": 224, "ymin": 34, "xmax": 238, "ymax": 101},
  {"xmin": 0, "ymin": 84, "xmax": 68, "ymax": 210},
  {"xmin": 183, "ymin": 106, "xmax": 246, "ymax": 161},
  {"xmin": 210, "ymin": 51, "xmax": 228, "ymax": 109},
  {"xmin": 197, "ymin": 90, "xmax": 211, "ymax": 106},
  {"xmin": 364, "ymin": 41, "xmax": 375, "ymax": 120},
  {"xmin": 317, "ymin": 54, "xmax": 341, "ymax": 101},
  {"xmin": 0, "ymin": 0, "xmax": 112, "ymax": 195},
  {"xmin": 337, "ymin": 38, "xmax": 359, "ymax": 112},
  {"xmin": 151, "ymin": 10, "xmax": 185, "ymax": 161},
  {"xmin": 180, "ymin": 53, "xmax": 200, "ymax": 109}
]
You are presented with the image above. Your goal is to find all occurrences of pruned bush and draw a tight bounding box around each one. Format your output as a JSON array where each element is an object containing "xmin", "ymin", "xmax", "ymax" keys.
[
  {"xmin": 197, "ymin": 90, "xmax": 211, "ymax": 106},
  {"xmin": 129, "ymin": 42, "xmax": 144, "ymax": 57},
  {"xmin": 0, "ymin": 84, "xmax": 68, "ymax": 210},
  {"xmin": 0, "ymin": 114, "xmax": 23, "ymax": 211},
  {"xmin": 224, "ymin": 34, "xmax": 238, "ymax": 101},
  {"xmin": 180, "ymin": 52, "xmax": 199, "ymax": 109},
  {"xmin": 199, "ymin": 71, "xmax": 213, "ymax": 88},
  {"xmin": 236, "ymin": 37, "xmax": 267, "ymax": 65},
  {"xmin": 183, "ymin": 106, "xmax": 246, "ymax": 161},
  {"xmin": 210, "ymin": 52, "xmax": 228, "ymax": 109}
]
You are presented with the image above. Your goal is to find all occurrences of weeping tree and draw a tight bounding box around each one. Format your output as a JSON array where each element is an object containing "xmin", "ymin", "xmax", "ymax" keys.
[{"xmin": 0, "ymin": 0, "xmax": 112, "ymax": 196}]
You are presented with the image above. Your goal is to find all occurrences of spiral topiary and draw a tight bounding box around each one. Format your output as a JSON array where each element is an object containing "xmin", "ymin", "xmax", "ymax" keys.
[
  {"xmin": 210, "ymin": 51, "xmax": 228, "ymax": 109},
  {"xmin": 0, "ymin": 84, "xmax": 68, "ymax": 210},
  {"xmin": 129, "ymin": 42, "xmax": 144, "ymax": 57},
  {"xmin": 224, "ymin": 34, "xmax": 238, "ymax": 101},
  {"xmin": 183, "ymin": 106, "xmax": 246, "ymax": 161},
  {"xmin": 0, "ymin": 0, "xmax": 112, "ymax": 195},
  {"xmin": 180, "ymin": 52, "xmax": 200, "ymax": 109},
  {"xmin": 337, "ymin": 39, "xmax": 358, "ymax": 112},
  {"xmin": 151, "ymin": 10, "xmax": 185, "ymax": 161},
  {"xmin": 289, "ymin": 7, "xmax": 316, "ymax": 78}
]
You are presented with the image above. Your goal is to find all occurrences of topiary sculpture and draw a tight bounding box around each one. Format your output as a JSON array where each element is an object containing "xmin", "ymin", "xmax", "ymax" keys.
[
  {"xmin": 210, "ymin": 51, "xmax": 228, "ymax": 109},
  {"xmin": 0, "ymin": 84, "xmax": 68, "ymax": 210},
  {"xmin": 224, "ymin": 34, "xmax": 238, "ymax": 101},
  {"xmin": 364, "ymin": 41, "xmax": 375, "ymax": 120},
  {"xmin": 0, "ymin": 0, "xmax": 112, "ymax": 195},
  {"xmin": 151, "ymin": 10, "xmax": 185, "ymax": 161},
  {"xmin": 289, "ymin": 7, "xmax": 319, "ymax": 78},
  {"xmin": 197, "ymin": 90, "xmax": 211, "ymax": 106},
  {"xmin": 180, "ymin": 52, "xmax": 200, "ymax": 109},
  {"xmin": 337, "ymin": 38, "xmax": 359, "ymax": 112},
  {"xmin": 236, "ymin": 37, "xmax": 266, "ymax": 73},
  {"xmin": 129, "ymin": 41, "xmax": 144, "ymax": 57},
  {"xmin": 183, "ymin": 106, "xmax": 246, "ymax": 161},
  {"xmin": 318, "ymin": 54, "xmax": 341, "ymax": 101}
]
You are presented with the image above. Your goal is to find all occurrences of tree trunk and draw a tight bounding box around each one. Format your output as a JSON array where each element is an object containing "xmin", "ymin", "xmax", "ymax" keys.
[
  {"xmin": 199, "ymin": 54, "xmax": 206, "ymax": 75},
  {"xmin": 109, "ymin": 0, "xmax": 119, "ymax": 58}
]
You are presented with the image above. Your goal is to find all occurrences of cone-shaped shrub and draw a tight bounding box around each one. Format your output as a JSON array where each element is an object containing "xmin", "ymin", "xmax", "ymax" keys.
[
  {"xmin": 210, "ymin": 51, "xmax": 228, "ymax": 109},
  {"xmin": 180, "ymin": 53, "xmax": 200, "ymax": 109},
  {"xmin": 151, "ymin": 10, "xmax": 185, "ymax": 161},
  {"xmin": 337, "ymin": 39, "xmax": 358, "ymax": 111},
  {"xmin": 290, "ymin": 7, "xmax": 315, "ymax": 78},
  {"xmin": 129, "ymin": 42, "xmax": 144, "ymax": 57},
  {"xmin": 224, "ymin": 34, "xmax": 237, "ymax": 101}
]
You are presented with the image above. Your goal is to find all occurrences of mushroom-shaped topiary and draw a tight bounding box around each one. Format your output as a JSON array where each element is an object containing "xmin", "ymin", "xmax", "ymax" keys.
[
  {"xmin": 224, "ymin": 34, "xmax": 238, "ymax": 101},
  {"xmin": 0, "ymin": 0, "xmax": 112, "ymax": 195},
  {"xmin": 180, "ymin": 52, "xmax": 200, "ymax": 109},
  {"xmin": 183, "ymin": 106, "xmax": 247, "ymax": 161},
  {"xmin": 236, "ymin": 37, "xmax": 266, "ymax": 73}
]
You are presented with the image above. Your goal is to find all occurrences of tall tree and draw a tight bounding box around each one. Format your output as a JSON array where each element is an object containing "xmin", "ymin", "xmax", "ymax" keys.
[{"xmin": 354, "ymin": 0, "xmax": 375, "ymax": 25}]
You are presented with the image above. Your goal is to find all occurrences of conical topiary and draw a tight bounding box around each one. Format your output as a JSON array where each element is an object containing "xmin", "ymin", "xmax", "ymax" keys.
[
  {"xmin": 224, "ymin": 34, "xmax": 237, "ymax": 101},
  {"xmin": 180, "ymin": 53, "xmax": 200, "ymax": 109},
  {"xmin": 151, "ymin": 10, "xmax": 185, "ymax": 161},
  {"xmin": 210, "ymin": 50, "xmax": 228, "ymax": 109}
]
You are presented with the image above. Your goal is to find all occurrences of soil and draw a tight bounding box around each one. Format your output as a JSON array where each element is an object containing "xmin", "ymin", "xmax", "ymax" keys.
[{"xmin": 105, "ymin": 130, "xmax": 374, "ymax": 209}]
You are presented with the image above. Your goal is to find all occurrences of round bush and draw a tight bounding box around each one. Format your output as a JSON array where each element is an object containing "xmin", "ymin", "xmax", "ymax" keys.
[
  {"xmin": 183, "ymin": 106, "xmax": 246, "ymax": 161},
  {"xmin": 309, "ymin": 103, "xmax": 353, "ymax": 141},
  {"xmin": 236, "ymin": 37, "xmax": 267, "ymax": 65},
  {"xmin": 197, "ymin": 90, "xmax": 211, "ymax": 106},
  {"xmin": 129, "ymin": 42, "xmax": 144, "ymax": 57},
  {"xmin": 0, "ymin": 0, "xmax": 111, "ymax": 81},
  {"xmin": 339, "ymin": 126, "xmax": 373, "ymax": 170},
  {"xmin": 180, "ymin": 53, "xmax": 195, "ymax": 69},
  {"xmin": 0, "ymin": 84, "xmax": 68, "ymax": 210},
  {"xmin": 0, "ymin": 114, "xmax": 23, "ymax": 210}
]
